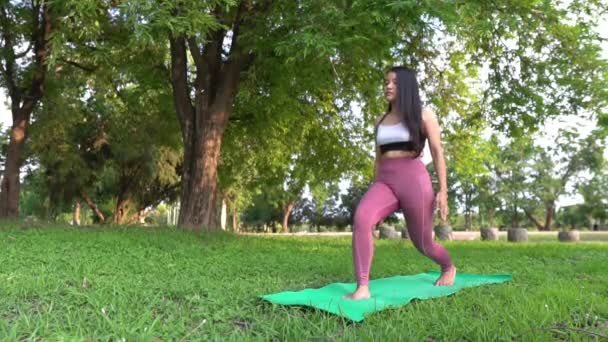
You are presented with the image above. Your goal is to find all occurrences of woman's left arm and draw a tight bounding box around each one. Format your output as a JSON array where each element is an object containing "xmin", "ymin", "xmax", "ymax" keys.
[{"xmin": 422, "ymin": 107, "xmax": 448, "ymax": 221}]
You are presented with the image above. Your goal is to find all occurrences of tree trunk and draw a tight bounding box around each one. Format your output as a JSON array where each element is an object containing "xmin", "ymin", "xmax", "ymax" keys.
[
  {"xmin": 487, "ymin": 207, "xmax": 496, "ymax": 227},
  {"xmin": 543, "ymin": 203, "xmax": 554, "ymax": 231},
  {"xmin": 168, "ymin": 3, "xmax": 260, "ymax": 232},
  {"xmin": 511, "ymin": 205, "xmax": 520, "ymax": 228},
  {"xmin": 522, "ymin": 202, "xmax": 555, "ymax": 231},
  {"xmin": 282, "ymin": 200, "xmax": 295, "ymax": 233},
  {"xmin": 0, "ymin": 113, "xmax": 28, "ymax": 218},
  {"xmin": 177, "ymin": 129, "xmax": 224, "ymax": 230},
  {"xmin": 169, "ymin": 36, "xmax": 224, "ymax": 231},
  {"xmin": 80, "ymin": 190, "xmax": 106, "ymax": 223},
  {"xmin": 0, "ymin": 3, "xmax": 53, "ymax": 218},
  {"xmin": 524, "ymin": 208, "xmax": 544, "ymax": 230},
  {"xmin": 274, "ymin": 221, "xmax": 279, "ymax": 233},
  {"xmin": 232, "ymin": 208, "xmax": 239, "ymax": 232},
  {"xmin": 511, "ymin": 206, "xmax": 516, "ymax": 228},
  {"xmin": 114, "ymin": 195, "xmax": 130, "ymax": 224},
  {"xmin": 73, "ymin": 199, "xmax": 81, "ymax": 226},
  {"xmin": 464, "ymin": 191, "xmax": 472, "ymax": 231}
]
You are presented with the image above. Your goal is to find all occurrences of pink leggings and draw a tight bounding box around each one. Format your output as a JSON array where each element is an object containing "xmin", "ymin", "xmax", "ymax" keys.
[{"xmin": 352, "ymin": 156, "xmax": 453, "ymax": 286}]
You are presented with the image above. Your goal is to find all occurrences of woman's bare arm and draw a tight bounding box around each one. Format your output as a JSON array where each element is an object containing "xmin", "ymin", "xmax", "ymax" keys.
[
  {"xmin": 422, "ymin": 107, "xmax": 448, "ymax": 220},
  {"xmin": 373, "ymin": 115, "xmax": 384, "ymax": 180}
]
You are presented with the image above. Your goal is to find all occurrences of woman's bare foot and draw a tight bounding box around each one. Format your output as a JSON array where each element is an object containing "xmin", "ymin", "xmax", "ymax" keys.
[
  {"xmin": 435, "ymin": 266, "xmax": 456, "ymax": 286},
  {"xmin": 342, "ymin": 285, "xmax": 371, "ymax": 300}
]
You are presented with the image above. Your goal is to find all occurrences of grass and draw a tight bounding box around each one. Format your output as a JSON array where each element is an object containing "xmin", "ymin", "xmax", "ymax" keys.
[{"xmin": 1, "ymin": 224, "xmax": 607, "ymax": 341}]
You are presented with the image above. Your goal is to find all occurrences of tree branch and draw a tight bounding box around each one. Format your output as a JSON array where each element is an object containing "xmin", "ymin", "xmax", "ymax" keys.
[
  {"xmin": 187, "ymin": 36, "xmax": 204, "ymax": 82},
  {"xmin": 169, "ymin": 35, "xmax": 195, "ymax": 140},
  {"xmin": 30, "ymin": 0, "xmax": 40, "ymax": 52},
  {"xmin": 14, "ymin": 43, "xmax": 32, "ymax": 58},
  {"xmin": 523, "ymin": 208, "xmax": 544, "ymax": 230},
  {"xmin": 20, "ymin": 2, "xmax": 53, "ymax": 116},
  {"xmin": 80, "ymin": 189, "xmax": 106, "ymax": 223},
  {"xmin": 0, "ymin": 4, "xmax": 21, "ymax": 108},
  {"xmin": 59, "ymin": 58, "xmax": 97, "ymax": 73},
  {"xmin": 200, "ymin": 28, "xmax": 225, "ymax": 105},
  {"xmin": 213, "ymin": 0, "xmax": 265, "ymax": 113},
  {"xmin": 559, "ymin": 149, "xmax": 584, "ymax": 189}
]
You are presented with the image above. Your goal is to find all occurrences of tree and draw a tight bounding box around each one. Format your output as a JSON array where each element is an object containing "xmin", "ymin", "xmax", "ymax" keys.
[
  {"xmin": 5, "ymin": 0, "xmax": 607, "ymax": 230},
  {"xmin": 21, "ymin": 22, "xmax": 180, "ymax": 224},
  {"xmin": 142, "ymin": 0, "xmax": 410, "ymax": 230},
  {"xmin": 556, "ymin": 204, "xmax": 588, "ymax": 230},
  {"xmin": 290, "ymin": 197, "xmax": 315, "ymax": 228},
  {"xmin": 443, "ymin": 118, "xmax": 496, "ymax": 230},
  {"xmin": 241, "ymin": 193, "xmax": 282, "ymax": 232},
  {"xmin": 475, "ymin": 173, "xmax": 502, "ymax": 228},
  {"xmin": 27, "ymin": 3, "xmax": 183, "ymax": 224},
  {"xmin": 124, "ymin": 0, "xmax": 607, "ymax": 232},
  {"xmin": 0, "ymin": 0, "xmax": 54, "ymax": 218},
  {"xmin": 522, "ymin": 128, "xmax": 605, "ymax": 231},
  {"xmin": 490, "ymin": 136, "xmax": 535, "ymax": 228},
  {"xmin": 453, "ymin": 2, "xmax": 608, "ymax": 136},
  {"xmin": 577, "ymin": 167, "xmax": 608, "ymax": 229},
  {"xmin": 0, "ymin": 0, "xmax": 132, "ymax": 219},
  {"xmin": 218, "ymin": 53, "xmax": 373, "ymax": 233}
]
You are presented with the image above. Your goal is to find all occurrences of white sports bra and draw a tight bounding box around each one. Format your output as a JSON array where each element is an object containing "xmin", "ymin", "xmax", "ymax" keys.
[{"xmin": 376, "ymin": 121, "xmax": 411, "ymax": 146}]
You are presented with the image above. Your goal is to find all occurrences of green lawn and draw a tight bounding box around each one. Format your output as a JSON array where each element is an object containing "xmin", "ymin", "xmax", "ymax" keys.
[{"xmin": 1, "ymin": 225, "xmax": 607, "ymax": 341}]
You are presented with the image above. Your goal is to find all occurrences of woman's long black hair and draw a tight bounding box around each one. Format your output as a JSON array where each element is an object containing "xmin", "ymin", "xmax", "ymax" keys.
[{"xmin": 386, "ymin": 66, "xmax": 426, "ymax": 156}]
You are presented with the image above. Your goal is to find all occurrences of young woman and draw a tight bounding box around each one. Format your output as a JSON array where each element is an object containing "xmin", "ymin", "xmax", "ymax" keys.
[{"xmin": 344, "ymin": 66, "xmax": 456, "ymax": 300}]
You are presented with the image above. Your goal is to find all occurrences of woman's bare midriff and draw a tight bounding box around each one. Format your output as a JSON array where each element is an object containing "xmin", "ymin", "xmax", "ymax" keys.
[{"xmin": 380, "ymin": 150, "xmax": 418, "ymax": 159}]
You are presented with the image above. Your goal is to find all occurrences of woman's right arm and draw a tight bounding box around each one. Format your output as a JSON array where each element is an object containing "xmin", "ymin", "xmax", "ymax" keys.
[
  {"xmin": 373, "ymin": 115, "xmax": 383, "ymax": 181},
  {"xmin": 374, "ymin": 145, "xmax": 381, "ymax": 180}
]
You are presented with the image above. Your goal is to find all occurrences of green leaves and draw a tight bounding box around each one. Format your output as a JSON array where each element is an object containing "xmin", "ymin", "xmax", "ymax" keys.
[{"xmin": 2, "ymin": 0, "xmax": 606, "ymax": 227}]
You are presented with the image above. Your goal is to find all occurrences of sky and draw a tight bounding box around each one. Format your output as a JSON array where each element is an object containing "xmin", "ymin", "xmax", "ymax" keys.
[{"xmin": 1, "ymin": 10, "xmax": 607, "ymax": 209}]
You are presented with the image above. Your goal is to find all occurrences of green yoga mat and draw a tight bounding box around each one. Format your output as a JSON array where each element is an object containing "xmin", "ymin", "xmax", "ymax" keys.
[{"xmin": 260, "ymin": 272, "xmax": 512, "ymax": 322}]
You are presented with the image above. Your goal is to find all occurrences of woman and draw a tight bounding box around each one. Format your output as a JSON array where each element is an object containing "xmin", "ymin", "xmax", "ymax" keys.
[{"xmin": 344, "ymin": 66, "xmax": 456, "ymax": 300}]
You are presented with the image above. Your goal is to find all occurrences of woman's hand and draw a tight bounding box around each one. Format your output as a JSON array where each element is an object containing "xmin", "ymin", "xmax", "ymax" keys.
[{"xmin": 436, "ymin": 190, "xmax": 448, "ymax": 222}]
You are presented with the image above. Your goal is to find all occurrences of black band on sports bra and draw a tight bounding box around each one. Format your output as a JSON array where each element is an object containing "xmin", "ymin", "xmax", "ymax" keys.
[{"xmin": 379, "ymin": 141, "xmax": 416, "ymax": 154}]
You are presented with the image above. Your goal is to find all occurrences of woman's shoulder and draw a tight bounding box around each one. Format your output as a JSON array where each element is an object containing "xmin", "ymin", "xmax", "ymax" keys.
[
  {"xmin": 374, "ymin": 113, "xmax": 387, "ymax": 125},
  {"xmin": 421, "ymin": 106, "xmax": 437, "ymax": 121}
]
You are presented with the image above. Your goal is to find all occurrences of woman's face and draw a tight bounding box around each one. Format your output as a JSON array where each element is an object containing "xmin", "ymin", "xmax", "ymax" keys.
[{"xmin": 384, "ymin": 71, "xmax": 397, "ymax": 103}]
